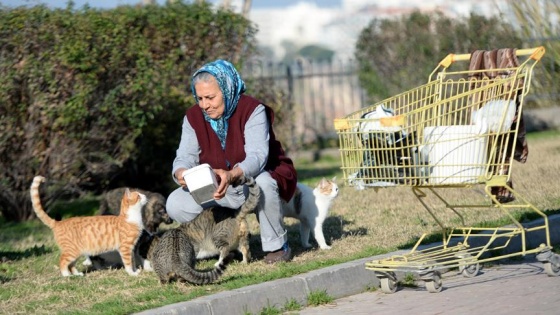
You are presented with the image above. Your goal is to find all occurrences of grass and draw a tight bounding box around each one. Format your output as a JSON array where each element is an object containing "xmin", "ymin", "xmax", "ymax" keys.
[
  {"xmin": 306, "ymin": 290, "xmax": 334, "ymax": 306},
  {"xmin": 282, "ymin": 298, "xmax": 302, "ymax": 312},
  {"xmin": 1, "ymin": 131, "xmax": 560, "ymax": 314}
]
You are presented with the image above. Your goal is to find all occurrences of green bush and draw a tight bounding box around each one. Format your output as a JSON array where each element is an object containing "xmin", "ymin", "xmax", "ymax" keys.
[
  {"xmin": 0, "ymin": 1, "xmax": 256, "ymax": 221},
  {"xmin": 355, "ymin": 11, "xmax": 522, "ymax": 102}
]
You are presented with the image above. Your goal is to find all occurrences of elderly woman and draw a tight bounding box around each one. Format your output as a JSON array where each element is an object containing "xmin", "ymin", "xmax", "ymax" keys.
[{"xmin": 166, "ymin": 59, "xmax": 297, "ymax": 264}]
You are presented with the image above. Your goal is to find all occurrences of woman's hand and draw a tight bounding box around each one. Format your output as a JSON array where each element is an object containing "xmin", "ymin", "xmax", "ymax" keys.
[
  {"xmin": 174, "ymin": 168, "xmax": 188, "ymax": 188},
  {"xmin": 213, "ymin": 167, "xmax": 243, "ymax": 200}
]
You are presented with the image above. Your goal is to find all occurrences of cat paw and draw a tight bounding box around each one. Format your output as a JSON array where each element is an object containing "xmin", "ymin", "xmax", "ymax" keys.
[
  {"xmin": 82, "ymin": 257, "xmax": 92, "ymax": 266},
  {"xmin": 142, "ymin": 260, "xmax": 153, "ymax": 272},
  {"xmin": 319, "ymin": 245, "xmax": 332, "ymax": 250},
  {"xmin": 125, "ymin": 267, "xmax": 140, "ymax": 276}
]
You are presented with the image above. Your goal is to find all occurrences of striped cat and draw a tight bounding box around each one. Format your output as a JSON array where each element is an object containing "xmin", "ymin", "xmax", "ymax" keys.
[
  {"xmin": 282, "ymin": 177, "xmax": 339, "ymax": 250},
  {"xmin": 148, "ymin": 176, "xmax": 260, "ymax": 285},
  {"xmin": 98, "ymin": 187, "xmax": 172, "ymax": 234},
  {"xmin": 30, "ymin": 176, "xmax": 147, "ymax": 277}
]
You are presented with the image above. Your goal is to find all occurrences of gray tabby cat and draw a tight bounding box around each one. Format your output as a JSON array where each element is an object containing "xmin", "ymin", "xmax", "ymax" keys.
[
  {"xmin": 282, "ymin": 177, "xmax": 339, "ymax": 250},
  {"xmin": 148, "ymin": 176, "xmax": 261, "ymax": 284},
  {"xmin": 98, "ymin": 187, "xmax": 173, "ymax": 233}
]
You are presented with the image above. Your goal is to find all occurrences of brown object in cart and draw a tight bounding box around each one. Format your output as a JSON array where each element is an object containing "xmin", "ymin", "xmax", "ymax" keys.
[
  {"xmin": 334, "ymin": 46, "xmax": 560, "ymax": 293},
  {"xmin": 469, "ymin": 48, "xmax": 529, "ymax": 203}
]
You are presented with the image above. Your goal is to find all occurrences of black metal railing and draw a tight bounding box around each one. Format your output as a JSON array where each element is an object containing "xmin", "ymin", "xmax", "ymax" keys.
[{"xmin": 243, "ymin": 58, "xmax": 368, "ymax": 147}]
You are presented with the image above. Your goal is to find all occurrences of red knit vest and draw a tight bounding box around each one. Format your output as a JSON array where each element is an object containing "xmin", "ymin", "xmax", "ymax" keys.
[{"xmin": 186, "ymin": 95, "xmax": 297, "ymax": 201}]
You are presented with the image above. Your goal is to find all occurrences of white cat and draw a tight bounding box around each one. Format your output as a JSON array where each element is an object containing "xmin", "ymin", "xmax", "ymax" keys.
[{"xmin": 282, "ymin": 177, "xmax": 339, "ymax": 250}]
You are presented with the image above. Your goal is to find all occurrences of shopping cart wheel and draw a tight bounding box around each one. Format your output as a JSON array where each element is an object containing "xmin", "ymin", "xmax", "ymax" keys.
[
  {"xmin": 459, "ymin": 263, "xmax": 480, "ymax": 278},
  {"xmin": 380, "ymin": 277, "xmax": 398, "ymax": 294},
  {"xmin": 536, "ymin": 247, "xmax": 560, "ymax": 277},
  {"xmin": 543, "ymin": 262, "xmax": 560, "ymax": 277},
  {"xmin": 424, "ymin": 271, "xmax": 443, "ymax": 293},
  {"xmin": 376, "ymin": 271, "xmax": 398, "ymax": 294}
]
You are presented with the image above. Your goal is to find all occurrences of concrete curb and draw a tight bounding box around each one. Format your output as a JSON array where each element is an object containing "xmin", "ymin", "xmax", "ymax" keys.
[{"xmin": 136, "ymin": 214, "xmax": 560, "ymax": 315}]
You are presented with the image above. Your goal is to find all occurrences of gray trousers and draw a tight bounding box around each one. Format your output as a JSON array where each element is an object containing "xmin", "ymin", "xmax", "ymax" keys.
[{"xmin": 166, "ymin": 171, "xmax": 287, "ymax": 252}]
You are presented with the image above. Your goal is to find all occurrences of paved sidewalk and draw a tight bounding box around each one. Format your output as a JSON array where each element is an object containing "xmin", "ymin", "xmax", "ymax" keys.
[
  {"xmin": 296, "ymin": 257, "xmax": 560, "ymax": 315},
  {"xmin": 137, "ymin": 214, "xmax": 560, "ymax": 315}
]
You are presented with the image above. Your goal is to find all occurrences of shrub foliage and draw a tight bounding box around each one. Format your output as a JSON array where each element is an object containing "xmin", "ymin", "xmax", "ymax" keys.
[
  {"xmin": 355, "ymin": 11, "xmax": 523, "ymax": 102},
  {"xmin": 0, "ymin": 1, "xmax": 256, "ymax": 221}
]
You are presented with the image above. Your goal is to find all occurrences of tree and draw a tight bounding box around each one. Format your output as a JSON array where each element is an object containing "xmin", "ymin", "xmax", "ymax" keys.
[
  {"xmin": 280, "ymin": 40, "xmax": 300, "ymax": 64},
  {"xmin": 298, "ymin": 44, "xmax": 335, "ymax": 62},
  {"xmin": 355, "ymin": 11, "xmax": 522, "ymax": 101},
  {"xmin": 508, "ymin": 0, "xmax": 560, "ymax": 107},
  {"xmin": 221, "ymin": 0, "xmax": 251, "ymax": 18},
  {"xmin": 241, "ymin": 0, "xmax": 252, "ymax": 18}
]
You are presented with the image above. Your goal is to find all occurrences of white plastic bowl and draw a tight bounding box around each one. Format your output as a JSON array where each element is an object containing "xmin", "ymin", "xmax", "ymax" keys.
[{"xmin": 182, "ymin": 164, "xmax": 218, "ymax": 204}]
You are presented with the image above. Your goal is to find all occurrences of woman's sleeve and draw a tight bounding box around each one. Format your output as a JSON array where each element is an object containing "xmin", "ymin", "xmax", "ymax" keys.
[
  {"xmin": 237, "ymin": 105, "xmax": 269, "ymax": 178},
  {"xmin": 171, "ymin": 116, "xmax": 200, "ymax": 183}
]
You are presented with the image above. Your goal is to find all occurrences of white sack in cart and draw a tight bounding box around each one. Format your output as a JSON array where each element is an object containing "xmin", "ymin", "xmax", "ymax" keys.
[
  {"xmin": 423, "ymin": 125, "xmax": 487, "ymax": 185},
  {"xmin": 358, "ymin": 104, "xmax": 405, "ymax": 145},
  {"xmin": 349, "ymin": 104, "xmax": 409, "ymax": 189},
  {"xmin": 471, "ymin": 99, "xmax": 516, "ymax": 134}
]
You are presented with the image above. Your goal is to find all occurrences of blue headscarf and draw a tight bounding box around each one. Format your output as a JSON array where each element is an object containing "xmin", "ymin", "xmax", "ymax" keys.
[{"xmin": 191, "ymin": 59, "xmax": 246, "ymax": 150}]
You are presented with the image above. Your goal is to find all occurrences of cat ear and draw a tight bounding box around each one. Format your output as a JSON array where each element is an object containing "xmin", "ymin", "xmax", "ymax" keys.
[
  {"xmin": 331, "ymin": 176, "xmax": 337, "ymax": 182},
  {"xmin": 124, "ymin": 188, "xmax": 131, "ymax": 197}
]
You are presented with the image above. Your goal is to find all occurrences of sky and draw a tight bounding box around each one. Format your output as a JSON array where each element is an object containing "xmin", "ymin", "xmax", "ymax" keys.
[{"xmin": 2, "ymin": 0, "xmax": 343, "ymax": 9}]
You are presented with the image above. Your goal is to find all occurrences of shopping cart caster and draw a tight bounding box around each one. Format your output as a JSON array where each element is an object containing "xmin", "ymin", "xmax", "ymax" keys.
[
  {"xmin": 420, "ymin": 270, "xmax": 443, "ymax": 293},
  {"xmin": 456, "ymin": 252, "xmax": 480, "ymax": 278},
  {"xmin": 543, "ymin": 262, "xmax": 560, "ymax": 277},
  {"xmin": 375, "ymin": 271, "xmax": 398, "ymax": 294},
  {"xmin": 458, "ymin": 263, "xmax": 480, "ymax": 278},
  {"xmin": 536, "ymin": 247, "xmax": 560, "ymax": 277}
]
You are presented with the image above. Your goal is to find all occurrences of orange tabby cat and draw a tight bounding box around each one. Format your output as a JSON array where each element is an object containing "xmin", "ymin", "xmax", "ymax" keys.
[{"xmin": 30, "ymin": 176, "xmax": 147, "ymax": 277}]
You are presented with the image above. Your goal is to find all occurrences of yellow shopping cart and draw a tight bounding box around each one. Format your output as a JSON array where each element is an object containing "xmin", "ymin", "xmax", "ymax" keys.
[{"xmin": 334, "ymin": 46, "xmax": 559, "ymax": 293}]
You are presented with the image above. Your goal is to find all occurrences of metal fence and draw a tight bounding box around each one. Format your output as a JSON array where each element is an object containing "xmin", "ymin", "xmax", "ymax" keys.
[{"xmin": 242, "ymin": 59, "xmax": 368, "ymax": 146}]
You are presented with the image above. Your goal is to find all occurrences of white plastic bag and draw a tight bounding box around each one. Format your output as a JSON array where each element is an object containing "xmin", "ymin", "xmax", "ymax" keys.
[
  {"xmin": 358, "ymin": 104, "xmax": 405, "ymax": 145},
  {"xmin": 359, "ymin": 104, "xmax": 401, "ymax": 134},
  {"xmin": 472, "ymin": 100, "xmax": 516, "ymax": 134}
]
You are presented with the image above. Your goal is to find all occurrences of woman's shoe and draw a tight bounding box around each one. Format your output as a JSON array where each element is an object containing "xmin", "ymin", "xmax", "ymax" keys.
[{"xmin": 264, "ymin": 243, "xmax": 292, "ymax": 264}]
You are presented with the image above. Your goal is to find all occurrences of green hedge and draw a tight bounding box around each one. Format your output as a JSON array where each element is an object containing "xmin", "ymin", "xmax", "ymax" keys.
[
  {"xmin": 355, "ymin": 11, "xmax": 523, "ymax": 102},
  {"xmin": 0, "ymin": 1, "xmax": 257, "ymax": 221}
]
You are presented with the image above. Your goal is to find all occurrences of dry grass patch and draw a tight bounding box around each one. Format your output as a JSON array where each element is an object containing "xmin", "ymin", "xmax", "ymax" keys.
[{"xmin": 1, "ymin": 133, "xmax": 559, "ymax": 314}]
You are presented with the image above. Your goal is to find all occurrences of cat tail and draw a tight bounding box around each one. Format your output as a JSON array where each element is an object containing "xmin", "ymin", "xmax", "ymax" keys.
[
  {"xmin": 235, "ymin": 176, "xmax": 261, "ymax": 222},
  {"xmin": 30, "ymin": 176, "xmax": 56, "ymax": 229},
  {"xmin": 177, "ymin": 252, "xmax": 234, "ymax": 285}
]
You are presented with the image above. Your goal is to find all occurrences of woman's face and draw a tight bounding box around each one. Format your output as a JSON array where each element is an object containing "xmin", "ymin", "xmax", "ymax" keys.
[{"xmin": 195, "ymin": 78, "xmax": 225, "ymax": 119}]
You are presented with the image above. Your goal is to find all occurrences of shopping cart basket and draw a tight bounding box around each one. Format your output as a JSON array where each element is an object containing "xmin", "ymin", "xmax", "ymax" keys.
[{"xmin": 334, "ymin": 46, "xmax": 559, "ymax": 293}]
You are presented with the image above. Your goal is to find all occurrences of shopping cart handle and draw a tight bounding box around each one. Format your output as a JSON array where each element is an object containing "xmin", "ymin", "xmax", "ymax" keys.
[
  {"xmin": 438, "ymin": 46, "xmax": 546, "ymax": 69},
  {"xmin": 334, "ymin": 118, "xmax": 351, "ymax": 131}
]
